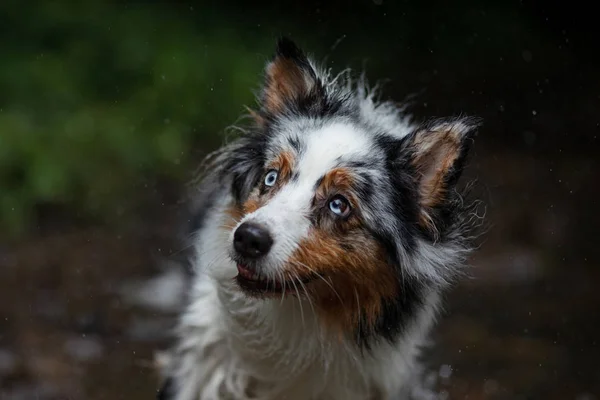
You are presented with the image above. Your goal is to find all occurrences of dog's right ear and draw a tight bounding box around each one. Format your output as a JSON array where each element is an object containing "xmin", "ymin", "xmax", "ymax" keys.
[{"xmin": 259, "ymin": 37, "xmax": 319, "ymax": 116}]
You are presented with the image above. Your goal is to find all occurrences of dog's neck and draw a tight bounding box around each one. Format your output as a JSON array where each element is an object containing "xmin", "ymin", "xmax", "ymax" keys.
[
  {"xmin": 199, "ymin": 277, "xmax": 440, "ymax": 399},
  {"xmin": 213, "ymin": 276, "xmax": 438, "ymax": 376},
  {"xmin": 215, "ymin": 279, "xmax": 336, "ymax": 366}
]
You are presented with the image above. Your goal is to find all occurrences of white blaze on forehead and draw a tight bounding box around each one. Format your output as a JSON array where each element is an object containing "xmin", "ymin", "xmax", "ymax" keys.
[{"xmin": 297, "ymin": 121, "xmax": 371, "ymax": 182}]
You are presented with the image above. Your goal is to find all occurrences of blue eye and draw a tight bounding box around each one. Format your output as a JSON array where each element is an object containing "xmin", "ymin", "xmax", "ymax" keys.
[
  {"xmin": 329, "ymin": 195, "xmax": 351, "ymax": 217},
  {"xmin": 264, "ymin": 170, "xmax": 278, "ymax": 187}
]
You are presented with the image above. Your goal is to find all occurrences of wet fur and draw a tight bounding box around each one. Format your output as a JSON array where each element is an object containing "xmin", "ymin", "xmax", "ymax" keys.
[{"xmin": 158, "ymin": 38, "xmax": 484, "ymax": 400}]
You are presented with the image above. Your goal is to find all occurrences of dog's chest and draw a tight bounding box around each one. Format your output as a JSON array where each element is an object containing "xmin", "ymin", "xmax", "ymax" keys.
[{"xmin": 206, "ymin": 283, "xmax": 391, "ymax": 399}]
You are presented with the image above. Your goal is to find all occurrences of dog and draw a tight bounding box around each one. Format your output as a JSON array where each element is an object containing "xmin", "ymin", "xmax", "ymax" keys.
[{"xmin": 157, "ymin": 37, "xmax": 483, "ymax": 400}]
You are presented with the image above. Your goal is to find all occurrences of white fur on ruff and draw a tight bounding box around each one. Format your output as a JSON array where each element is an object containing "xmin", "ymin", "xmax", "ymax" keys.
[{"xmin": 164, "ymin": 192, "xmax": 442, "ymax": 400}]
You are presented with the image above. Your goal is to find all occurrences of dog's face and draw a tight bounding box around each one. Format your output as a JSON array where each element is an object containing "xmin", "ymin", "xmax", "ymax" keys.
[
  {"xmin": 220, "ymin": 39, "xmax": 480, "ymax": 342},
  {"xmin": 230, "ymin": 119, "xmax": 398, "ymax": 300}
]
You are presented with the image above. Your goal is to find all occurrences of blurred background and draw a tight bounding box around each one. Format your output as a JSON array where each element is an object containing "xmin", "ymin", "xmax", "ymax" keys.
[{"xmin": 0, "ymin": 0, "xmax": 598, "ymax": 399}]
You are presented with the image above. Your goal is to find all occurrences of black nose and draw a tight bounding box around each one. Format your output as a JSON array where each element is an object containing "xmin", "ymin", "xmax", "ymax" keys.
[{"xmin": 233, "ymin": 222, "xmax": 273, "ymax": 258}]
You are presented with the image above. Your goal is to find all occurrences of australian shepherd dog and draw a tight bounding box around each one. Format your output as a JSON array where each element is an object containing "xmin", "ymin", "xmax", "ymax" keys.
[{"xmin": 157, "ymin": 38, "xmax": 483, "ymax": 400}]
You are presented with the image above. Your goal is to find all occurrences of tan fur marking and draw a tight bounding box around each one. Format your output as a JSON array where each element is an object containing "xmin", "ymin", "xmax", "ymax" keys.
[
  {"xmin": 412, "ymin": 128, "xmax": 462, "ymax": 229},
  {"xmin": 264, "ymin": 58, "xmax": 311, "ymax": 114},
  {"xmin": 223, "ymin": 192, "xmax": 263, "ymax": 231},
  {"xmin": 242, "ymin": 196, "xmax": 261, "ymax": 214},
  {"xmin": 270, "ymin": 151, "xmax": 295, "ymax": 182},
  {"xmin": 223, "ymin": 204, "xmax": 245, "ymax": 231},
  {"xmin": 288, "ymin": 228, "xmax": 398, "ymax": 339},
  {"xmin": 317, "ymin": 168, "xmax": 354, "ymax": 197}
]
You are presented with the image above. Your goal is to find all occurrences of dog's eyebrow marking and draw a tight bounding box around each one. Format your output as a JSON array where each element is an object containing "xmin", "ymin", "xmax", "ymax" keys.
[
  {"xmin": 313, "ymin": 167, "xmax": 357, "ymax": 194},
  {"xmin": 270, "ymin": 150, "xmax": 296, "ymax": 181},
  {"xmin": 313, "ymin": 168, "xmax": 356, "ymax": 203}
]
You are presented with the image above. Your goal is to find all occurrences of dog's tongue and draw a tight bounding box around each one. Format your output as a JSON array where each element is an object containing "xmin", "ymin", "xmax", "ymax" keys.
[{"xmin": 236, "ymin": 264, "xmax": 255, "ymax": 279}]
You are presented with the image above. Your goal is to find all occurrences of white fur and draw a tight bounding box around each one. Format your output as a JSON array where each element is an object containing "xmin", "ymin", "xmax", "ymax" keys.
[{"xmin": 165, "ymin": 191, "xmax": 443, "ymax": 400}]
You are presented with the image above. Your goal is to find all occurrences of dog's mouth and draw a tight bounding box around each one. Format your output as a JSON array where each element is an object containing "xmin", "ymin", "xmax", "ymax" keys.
[{"xmin": 235, "ymin": 264, "xmax": 315, "ymax": 295}]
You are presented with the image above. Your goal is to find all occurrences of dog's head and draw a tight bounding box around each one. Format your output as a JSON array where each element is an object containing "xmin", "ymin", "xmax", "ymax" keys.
[{"xmin": 217, "ymin": 38, "xmax": 482, "ymax": 344}]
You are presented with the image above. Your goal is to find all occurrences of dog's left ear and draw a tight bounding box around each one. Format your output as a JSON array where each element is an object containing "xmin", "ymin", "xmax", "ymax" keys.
[
  {"xmin": 405, "ymin": 118, "xmax": 480, "ymax": 224},
  {"xmin": 260, "ymin": 37, "xmax": 320, "ymax": 115}
]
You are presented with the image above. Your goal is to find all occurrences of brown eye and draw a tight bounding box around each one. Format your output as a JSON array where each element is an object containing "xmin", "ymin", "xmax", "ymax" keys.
[{"xmin": 329, "ymin": 195, "xmax": 351, "ymax": 217}]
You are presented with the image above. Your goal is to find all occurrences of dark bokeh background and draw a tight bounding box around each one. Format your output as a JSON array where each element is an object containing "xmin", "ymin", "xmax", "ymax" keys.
[{"xmin": 1, "ymin": 1, "xmax": 598, "ymax": 399}]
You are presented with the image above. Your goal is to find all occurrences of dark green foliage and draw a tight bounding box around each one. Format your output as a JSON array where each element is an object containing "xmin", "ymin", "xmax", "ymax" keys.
[
  {"xmin": 0, "ymin": 1, "xmax": 271, "ymax": 235},
  {"xmin": 0, "ymin": 0, "xmax": 564, "ymax": 237}
]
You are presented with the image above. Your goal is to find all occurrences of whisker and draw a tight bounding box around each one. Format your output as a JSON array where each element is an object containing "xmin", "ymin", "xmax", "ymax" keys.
[
  {"xmin": 290, "ymin": 277, "xmax": 305, "ymax": 328},
  {"xmin": 279, "ymin": 270, "xmax": 287, "ymax": 307},
  {"xmin": 199, "ymin": 250, "xmax": 231, "ymax": 275},
  {"xmin": 295, "ymin": 271, "xmax": 316, "ymax": 322},
  {"xmin": 290, "ymin": 260, "xmax": 344, "ymax": 307}
]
